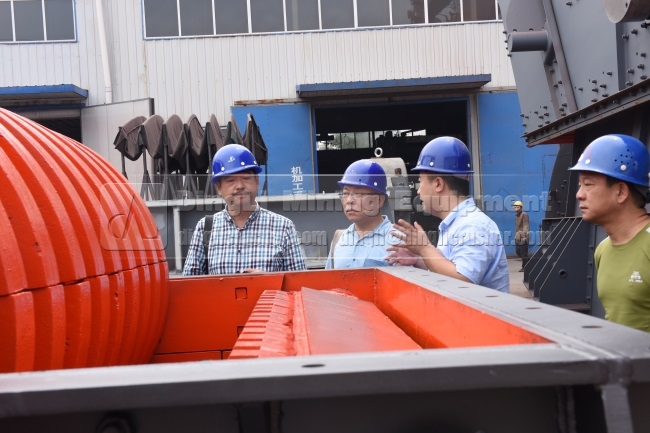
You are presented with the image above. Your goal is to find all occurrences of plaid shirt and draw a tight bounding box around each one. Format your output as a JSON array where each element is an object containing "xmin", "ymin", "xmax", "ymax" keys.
[{"xmin": 183, "ymin": 206, "xmax": 306, "ymax": 275}]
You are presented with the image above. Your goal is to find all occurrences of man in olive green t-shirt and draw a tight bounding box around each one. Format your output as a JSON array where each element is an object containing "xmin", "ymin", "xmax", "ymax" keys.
[
  {"xmin": 569, "ymin": 134, "xmax": 650, "ymax": 332},
  {"xmin": 594, "ymin": 226, "xmax": 650, "ymax": 332}
]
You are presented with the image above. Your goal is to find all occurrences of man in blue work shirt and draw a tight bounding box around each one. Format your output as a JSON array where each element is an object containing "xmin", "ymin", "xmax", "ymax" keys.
[
  {"xmin": 387, "ymin": 137, "xmax": 509, "ymax": 293},
  {"xmin": 326, "ymin": 159, "xmax": 400, "ymax": 269},
  {"xmin": 183, "ymin": 144, "xmax": 306, "ymax": 275}
]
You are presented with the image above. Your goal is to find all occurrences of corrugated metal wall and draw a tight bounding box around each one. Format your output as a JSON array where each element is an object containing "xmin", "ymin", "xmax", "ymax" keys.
[
  {"xmin": 145, "ymin": 22, "xmax": 515, "ymax": 122},
  {"xmin": 1, "ymin": 0, "xmax": 514, "ymax": 122}
]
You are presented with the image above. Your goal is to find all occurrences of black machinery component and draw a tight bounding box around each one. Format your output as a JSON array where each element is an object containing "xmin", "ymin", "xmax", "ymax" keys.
[{"xmin": 524, "ymin": 217, "xmax": 596, "ymax": 313}]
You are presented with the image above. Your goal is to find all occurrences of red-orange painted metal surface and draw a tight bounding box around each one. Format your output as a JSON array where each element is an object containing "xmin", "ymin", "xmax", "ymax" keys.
[
  {"xmin": 230, "ymin": 288, "xmax": 421, "ymax": 359},
  {"xmin": 0, "ymin": 109, "xmax": 169, "ymax": 373},
  {"xmin": 229, "ymin": 291, "xmax": 303, "ymax": 359},
  {"xmin": 155, "ymin": 269, "xmax": 551, "ymax": 363},
  {"xmin": 374, "ymin": 272, "xmax": 551, "ymax": 348},
  {"xmin": 156, "ymin": 273, "xmax": 285, "ymax": 357},
  {"xmin": 301, "ymin": 288, "xmax": 421, "ymax": 354}
]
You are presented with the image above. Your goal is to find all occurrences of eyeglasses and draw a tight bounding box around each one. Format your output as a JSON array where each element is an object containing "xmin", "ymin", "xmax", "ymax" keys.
[{"xmin": 339, "ymin": 192, "xmax": 379, "ymax": 200}]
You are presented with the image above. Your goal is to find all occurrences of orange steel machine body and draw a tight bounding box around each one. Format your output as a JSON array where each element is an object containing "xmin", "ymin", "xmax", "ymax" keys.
[
  {"xmin": 154, "ymin": 270, "xmax": 550, "ymax": 363},
  {"xmin": 2, "ymin": 108, "xmax": 650, "ymax": 433},
  {"xmin": 3, "ymin": 267, "xmax": 650, "ymax": 433},
  {"xmin": 0, "ymin": 108, "xmax": 168, "ymax": 374}
]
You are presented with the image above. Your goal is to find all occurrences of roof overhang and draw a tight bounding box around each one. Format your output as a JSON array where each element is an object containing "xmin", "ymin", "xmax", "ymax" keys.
[
  {"xmin": 296, "ymin": 75, "xmax": 491, "ymax": 98},
  {"xmin": 0, "ymin": 85, "xmax": 89, "ymax": 108}
]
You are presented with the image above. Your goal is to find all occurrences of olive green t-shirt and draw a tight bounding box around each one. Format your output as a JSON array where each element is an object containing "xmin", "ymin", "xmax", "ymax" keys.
[{"xmin": 595, "ymin": 222, "xmax": 650, "ymax": 332}]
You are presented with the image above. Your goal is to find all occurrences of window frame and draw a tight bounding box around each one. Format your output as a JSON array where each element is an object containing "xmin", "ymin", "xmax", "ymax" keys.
[
  {"xmin": 0, "ymin": 0, "xmax": 77, "ymax": 44},
  {"xmin": 142, "ymin": 0, "xmax": 501, "ymax": 40}
]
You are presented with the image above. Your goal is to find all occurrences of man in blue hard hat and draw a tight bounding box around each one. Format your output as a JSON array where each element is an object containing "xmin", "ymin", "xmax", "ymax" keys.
[
  {"xmin": 183, "ymin": 144, "xmax": 306, "ymax": 275},
  {"xmin": 569, "ymin": 134, "xmax": 650, "ymax": 332},
  {"xmin": 326, "ymin": 159, "xmax": 400, "ymax": 269},
  {"xmin": 386, "ymin": 136, "xmax": 509, "ymax": 293}
]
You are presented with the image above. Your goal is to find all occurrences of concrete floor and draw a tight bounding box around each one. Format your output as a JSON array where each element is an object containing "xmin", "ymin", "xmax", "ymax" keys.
[{"xmin": 507, "ymin": 257, "xmax": 533, "ymax": 299}]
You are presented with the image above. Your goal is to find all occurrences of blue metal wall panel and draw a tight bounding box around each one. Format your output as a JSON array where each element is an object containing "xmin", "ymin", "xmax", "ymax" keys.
[
  {"xmin": 232, "ymin": 104, "xmax": 316, "ymax": 196},
  {"xmin": 477, "ymin": 92, "xmax": 558, "ymax": 255}
]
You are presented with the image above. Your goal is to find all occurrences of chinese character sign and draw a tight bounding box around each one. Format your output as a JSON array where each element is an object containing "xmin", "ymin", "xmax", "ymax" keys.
[{"xmin": 291, "ymin": 166, "xmax": 304, "ymax": 193}]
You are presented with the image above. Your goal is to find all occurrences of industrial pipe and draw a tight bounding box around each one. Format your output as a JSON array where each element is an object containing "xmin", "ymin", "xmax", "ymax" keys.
[
  {"xmin": 95, "ymin": 0, "xmax": 113, "ymax": 104},
  {"xmin": 604, "ymin": 0, "xmax": 650, "ymax": 23},
  {"xmin": 507, "ymin": 30, "xmax": 550, "ymax": 53}
]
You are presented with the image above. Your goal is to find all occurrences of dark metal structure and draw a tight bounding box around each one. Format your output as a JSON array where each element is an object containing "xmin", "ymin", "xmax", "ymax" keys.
[
  {"xmin": 113, "ymin": 113, "xmax": 268, "ymax": 200},
  {"xmin": 499, "ymin": 0, "xmax": 650, "ymax": 316}
]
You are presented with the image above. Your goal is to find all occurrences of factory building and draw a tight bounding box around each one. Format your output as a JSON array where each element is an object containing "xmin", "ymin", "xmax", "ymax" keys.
[{"xmin": 0, "ymin": 0, "xmax": 558, "ymax": 260}]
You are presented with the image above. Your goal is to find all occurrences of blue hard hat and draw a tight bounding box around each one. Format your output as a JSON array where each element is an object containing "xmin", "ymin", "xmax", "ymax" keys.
[
  {"xmin": 211, "ymin": 144, "xmax": 262, "ymax": 183},
  {"xmin": 568, "ymin": 134, "xmax": 650, "ymax": 188},
  {"xmin": 338, "ymin": 159, "xmax": 387, "ymax": 195},
  {"xmin": 413, "ymin": 136, "xmax": 473, "ymax": 175}
]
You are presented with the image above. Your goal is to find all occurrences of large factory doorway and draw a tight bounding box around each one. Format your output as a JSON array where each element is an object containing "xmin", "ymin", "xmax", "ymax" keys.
[
  {"xmin": 315, "ymin": 98, "xmax": 469, "ymax": 232},
  {"xmin": 315, "ymin": 99, "xmax": 469, "ymax": 192}
]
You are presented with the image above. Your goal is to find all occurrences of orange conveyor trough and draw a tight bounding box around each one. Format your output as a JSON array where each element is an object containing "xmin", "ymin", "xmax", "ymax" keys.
[{"xmin": 153, "ymin": 269, "xmax": 550, "ymax": 364}]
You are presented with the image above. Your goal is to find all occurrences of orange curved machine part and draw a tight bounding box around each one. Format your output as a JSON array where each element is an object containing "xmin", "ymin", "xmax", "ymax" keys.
[
  {"xmin": 0, "ymin": 108, "xmax": 169, "ymax": 373},
  {"xmin": 154, "ymin": 269, "xmax": 550, "ymax": 363}
]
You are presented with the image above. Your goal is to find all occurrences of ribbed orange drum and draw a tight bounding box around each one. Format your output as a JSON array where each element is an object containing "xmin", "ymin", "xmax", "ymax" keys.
[{"xmin": 0, "ymin": 108, "xmax": 169, "ymax": 372}]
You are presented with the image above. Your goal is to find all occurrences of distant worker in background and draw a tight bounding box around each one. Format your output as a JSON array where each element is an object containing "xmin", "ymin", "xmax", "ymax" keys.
[
  {"xmin": 386, "ymin": 137, "xmax": 509, "ymax": 293},
  {"xmin": 183, "ymin": 144, "xmax": 306, "ymax": 275},
  {"xmin": 569, "ymin": 134, "xmax": 650, "ymax": 332},
  {"xmin": 326, "ymin": 159, "xmax": 400, "ymax": 269},
  {"xmin": 513, "ymin": 200, "xmax": 530, "ymax": 272}
]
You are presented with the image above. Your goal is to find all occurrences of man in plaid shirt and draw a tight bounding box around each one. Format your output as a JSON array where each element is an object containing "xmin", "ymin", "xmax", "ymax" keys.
[{"xmin": 183, "ymin": 145, "xmax": 306, "ymax": 275}]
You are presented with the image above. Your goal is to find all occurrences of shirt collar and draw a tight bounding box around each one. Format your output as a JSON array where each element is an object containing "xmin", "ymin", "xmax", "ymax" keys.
[
  {"xmin": 223, "ymin": 204, "xmax": 262, "ymax": 228},
  {"xmin": 344, "ymin": 215, "xmax": 391, "ymax": 238},
  {"xmin": 439, "ymin": 198, "xmax": 475, "ymax": 232}
]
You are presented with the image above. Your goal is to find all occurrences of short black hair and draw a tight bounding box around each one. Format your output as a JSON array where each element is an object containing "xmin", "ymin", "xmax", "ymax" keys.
[
  {"xmin": 420, "ymin": 172, "xmax": 470, "ymax": 196},
  {"xmin": 604, "ymin": 176, "xmax": 647, "ymax": 208}
]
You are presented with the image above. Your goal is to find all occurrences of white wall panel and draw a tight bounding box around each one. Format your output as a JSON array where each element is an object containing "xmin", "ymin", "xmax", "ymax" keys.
[
  {"xmin": 77, "ymin": 0, "xmax": 97, "ymax": 104},
  {"xmin": 105, "ymin": 0, "xmax": 148, "ymax": 104},
  {"xmin": 142, "ymin": 22, "xmax": 515, "ymax": 122},
  {"xmin": 80, "ymin": 98, "xmax": 153, "ymax": 180}
]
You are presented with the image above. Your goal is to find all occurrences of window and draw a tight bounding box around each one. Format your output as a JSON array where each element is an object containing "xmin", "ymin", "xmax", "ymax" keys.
[
  {"xmin": 428, "ymin": 0, "xmax": 461, "ymax": 23},
  {"xmin": 0, "ymin": 2, "xmax": 14, "ymax": 41},
  {"xmin": 392, "ymin": 0, "xmax": 425, "ymax": 25},
  {"xmin": 462, "ymin": 0, "xmax": 496, "ymax": 22},
  {"xmin": 15, "ymin": 1, "xmax": 45, "ymax": 41},
  {"xmin": 317, "ymin": 132, "xmax": 373, "ymax": 150},
  {"xmin": 143, "ymin": 0, "xmax": 179, "ymax": 37},
  {"xmin": 286, "ymin": 0, "xmax": 319, "ymax": 31},
  {"xmin": 357, "ymin": 0, "xmax": 389, "ymax": 28},
  {"xmin": 142, "ymin": 0, "xmax": 500, "ymax": 39},
  {"xmin": 321, "ymin": 0, "xmax": 354, "ymax": 30},
  {"xmin": 0, "ymin": 0, "xmax": 75, "ymax": 42},
  {"xmin": 251, "ymin": 0, "xmax": 284, "ymax": 33},
  {"xmin": 180, "ymin": 0, "xmax": 213, "ymax": 37},
  {"xmin": 44, "ymin": 0, "xmax": 75, "ymax": 40},
  {"xmin": 215, "ymin": 0, "xmax": 248, "ymax": 35}
]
